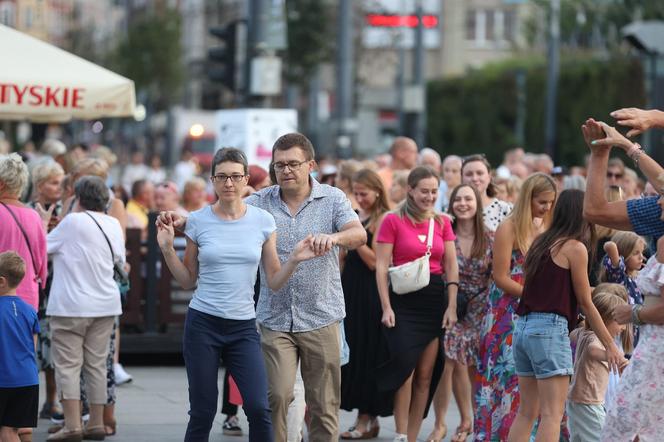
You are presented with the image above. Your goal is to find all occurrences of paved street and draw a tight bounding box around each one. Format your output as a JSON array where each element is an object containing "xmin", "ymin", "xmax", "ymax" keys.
[{"xmin": 33, "ymin": 366, "xmax": 461, "ymax": 442}]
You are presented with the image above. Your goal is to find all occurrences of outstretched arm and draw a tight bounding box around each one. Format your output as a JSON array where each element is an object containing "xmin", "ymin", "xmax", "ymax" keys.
[
  {"xmin": 611, "ymin": 107, "xmax": 664, "ymax": 138},
  {"xmin": 261, "ymin": 233, "xmax": 317, "ymax": 291},
  {"xmin": 581, "ymin": 119, "xmax": 632, "ymax": 230}
]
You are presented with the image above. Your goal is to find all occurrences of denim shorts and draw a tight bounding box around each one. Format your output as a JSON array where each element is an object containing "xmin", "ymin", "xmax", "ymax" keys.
[{"xmin": 513, "ymin": 312, "xmax": 574, "ymax": 379}]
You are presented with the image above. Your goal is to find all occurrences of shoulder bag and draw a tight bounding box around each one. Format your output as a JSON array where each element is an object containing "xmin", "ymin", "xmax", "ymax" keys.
[
  {"xmin": 84, "ymin": 211, "xmax": 130, "ymax": 299},
  {"xmin": 388, "ymin": 218, "xmax": 434, "ymax": 295}
]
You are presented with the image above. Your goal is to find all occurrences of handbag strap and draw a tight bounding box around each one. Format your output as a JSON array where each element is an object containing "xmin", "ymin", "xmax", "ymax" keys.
[
  {"xmin": 425, "ymin": 218, "xmax": 434, "ymax": 255},
  {"xmin": 84, "ymin": 211, "xmax": 116, "ymax": 263},
  {"xmin": 1, "ymin": 202, "xmax": 41, "ymax": 282}
]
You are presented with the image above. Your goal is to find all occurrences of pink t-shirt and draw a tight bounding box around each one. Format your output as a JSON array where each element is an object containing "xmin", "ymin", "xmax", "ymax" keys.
[
  {"xmin": 377, "ymin": 213, "xmax": 456, "ymax": 275},
  {"xmin": 0, "ymin": 204, "xmax": 47, "ymax": 311}
]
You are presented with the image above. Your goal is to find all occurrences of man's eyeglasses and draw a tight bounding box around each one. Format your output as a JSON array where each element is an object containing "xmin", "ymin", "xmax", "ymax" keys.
[
  {"xmin": 273, "ymin": 160, "xmax": 308, "ymax": 172},
  {"xmin": 211, "ymin": 174, "xmax": 246, "ymax": 183},
  {"xmin": 607, "ymin": 172, "xmax": 624, "ymax": 179}
]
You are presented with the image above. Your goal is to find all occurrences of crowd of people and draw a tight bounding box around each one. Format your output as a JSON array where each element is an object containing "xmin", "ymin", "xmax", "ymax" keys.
[{"xmin": 2, "ymin": 106, "xmax": 664, "ymax": 442}]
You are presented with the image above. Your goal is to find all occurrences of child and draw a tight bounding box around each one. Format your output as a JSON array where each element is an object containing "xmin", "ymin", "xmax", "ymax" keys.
[
  {"xmin": 601, "ymin": 231, "xmax": 646, "ymax": 307},
  {"xmin": 567, "ymin": 289, "xmax": 631, "ymax": 442},
  {"xmin": 0, "ymin": 251, "xmax": 40, "ymax": 442}
]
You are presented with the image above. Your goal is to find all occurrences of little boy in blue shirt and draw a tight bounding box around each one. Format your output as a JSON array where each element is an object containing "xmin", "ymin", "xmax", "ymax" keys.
[{"xmin": 0, "ymin": 251, "xmax": 40, "ymax": 441}]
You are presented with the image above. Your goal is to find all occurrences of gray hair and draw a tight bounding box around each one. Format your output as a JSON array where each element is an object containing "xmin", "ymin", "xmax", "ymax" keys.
[
  {"xmin": 0, "ymin": 153, "xmax": 29, "ymax": 197},
  {"xmin": 32, "ymin": 161, "xmax": 65, "ymax": 188},
  {"xmin": 211, "ymin": 147, "xmax": 248, "ymax": 175},
  {"xmin": 41, "ymin": 139, "xmax": 67, "ymax": 158},
  {"xmin": 75, "ymin": 176, "xmax": 110, "ymax": 212},
  {"xmin": 419, "ymin": 147, "xmax": 441, "ymax": 167},
  {"xmin": 563, "ymin": 175, "xmax": 587, "ymax": 191}
]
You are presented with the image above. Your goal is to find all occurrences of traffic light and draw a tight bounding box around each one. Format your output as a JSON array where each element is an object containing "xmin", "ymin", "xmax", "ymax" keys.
[{"xmin": 208, "ymin": 20, "xmax": 246, "ymax": 92}]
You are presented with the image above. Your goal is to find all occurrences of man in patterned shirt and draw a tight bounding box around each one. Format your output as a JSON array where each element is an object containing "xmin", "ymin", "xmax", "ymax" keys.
[
  {"xmin": 159, "ymin": 133, "xmax": 366, "ymax": 442},
  {"xmin": 583, "ymin": 109, "xmax": 664, "ymax": 239}
]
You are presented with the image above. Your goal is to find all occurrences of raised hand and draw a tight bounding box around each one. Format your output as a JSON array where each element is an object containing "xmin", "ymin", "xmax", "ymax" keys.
[
  {"xmin": 156, "ymin": 222, "xmax": 175, "ymax": 250},
  {"xmin": 611, "ymin": 107, "xmax": 664, "ymax": 138},
  {"xmin": 594, "ymin": 122, "xmax": 635, "ymax": 152},
  {"xmin": 35, "ymin": 202, "xmax": 55, "ymax": 224},
  {"xmin": 581, "ymin": 118, "xmax": 611, "ymax": 152}
]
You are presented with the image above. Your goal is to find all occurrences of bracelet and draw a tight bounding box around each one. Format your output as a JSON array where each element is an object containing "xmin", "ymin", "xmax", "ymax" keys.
[
  {"xmin": 631, "ymin": 304, "xmax": 644, "ymax": 326},
  {"xmin": 627, "ymin": 143, "xmax": 644, "ymax": 167},
  {"xmin": 446, "ymin": 282, "xmax": 459, "ymax": 288}
]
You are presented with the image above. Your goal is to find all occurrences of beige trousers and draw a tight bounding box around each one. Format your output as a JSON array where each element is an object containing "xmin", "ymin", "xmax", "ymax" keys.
[
  {"xmin": 260, "ymin": 322, "xmax": 341, "ymax": 442},
  {"xmin": 50, "ymin": 316, "xmax": 115, "ymax": 404}
]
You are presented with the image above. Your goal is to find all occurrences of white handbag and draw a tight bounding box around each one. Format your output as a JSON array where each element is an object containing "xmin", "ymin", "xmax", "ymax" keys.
[{"xmin": 388, "ymin": 218, "xmax": 434, "ymax": 295}]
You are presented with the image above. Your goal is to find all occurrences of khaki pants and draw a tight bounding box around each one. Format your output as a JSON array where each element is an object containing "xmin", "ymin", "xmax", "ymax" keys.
[
  {"xmin": 50, "ymin": 316, "xmax": 115, "ymax": 404},
  {"xmin": 260, "ymin": 323, "xmax": 341, "ymax": 442}
]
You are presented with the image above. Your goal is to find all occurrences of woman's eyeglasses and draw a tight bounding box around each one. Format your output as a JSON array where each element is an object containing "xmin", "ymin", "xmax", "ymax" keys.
[{"xmin": 211, "ymin": 174, "xmax": 246, "ymax": 183}]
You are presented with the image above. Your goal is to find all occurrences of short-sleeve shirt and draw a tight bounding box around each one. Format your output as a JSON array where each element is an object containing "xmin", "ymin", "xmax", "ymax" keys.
[
  {"xmin": 0, "ymin": 296, "xmax": 40, "ymax": 387},
  {"xmin": 568, "ymin": 328, "xmax": 608, "ymax": 405},
  {"xmin": 184, "ymin": 204, "xmax": 276, "ymax": 320},
  {"xmin": 245, "ymin": 179, "xmax": 359, "ymax": 332},
  {"xmin": 376, "ymin": 213, "xmax": 456, "ymax": 275},
  {"xmin": 483, "ymin": 198, "xmax": 513, "ymax": 232},
  {"xmin": 627, "ymin": 196, "xmax": 664, "ymax": 239}
]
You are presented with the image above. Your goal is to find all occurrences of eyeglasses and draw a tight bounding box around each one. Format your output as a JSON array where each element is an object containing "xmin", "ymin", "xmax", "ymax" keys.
[
  {"xmin": 273, "ymin": 160, "xmax": 308, "ymax": 173},
  {"xmin": 607, "ymin": 172, "xmax": 624, "ymax": 179},
  {"xmin": 211, "ymin": 174, "xmax": 246, "ymax": 183}
]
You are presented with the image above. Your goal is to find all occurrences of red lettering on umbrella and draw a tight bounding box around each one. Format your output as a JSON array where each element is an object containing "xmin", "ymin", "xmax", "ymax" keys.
[{"xmin": 44, "ymin": 87, "xmax": 60, "ymax": 106}]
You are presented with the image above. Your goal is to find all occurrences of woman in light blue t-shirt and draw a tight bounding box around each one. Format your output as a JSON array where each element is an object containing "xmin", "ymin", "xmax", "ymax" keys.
[{"xmin": 157, "ymin": 148, "xmax": 316, "ymax": 442}]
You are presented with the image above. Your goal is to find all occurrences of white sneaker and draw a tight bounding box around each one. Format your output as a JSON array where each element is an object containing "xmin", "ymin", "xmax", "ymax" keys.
[
  {"xmin": 114, "ymin": 363, "xmax": 133, "ymax": 385},
  {"xmin": 393, "ymin": 434, "xmax": 408, "ymax": 442}
]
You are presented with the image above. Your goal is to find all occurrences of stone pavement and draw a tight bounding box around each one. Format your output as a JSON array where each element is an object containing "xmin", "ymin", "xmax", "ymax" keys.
[{"xmin": 33, "ymin": 367, "xmax": 461, "ymax": 442}]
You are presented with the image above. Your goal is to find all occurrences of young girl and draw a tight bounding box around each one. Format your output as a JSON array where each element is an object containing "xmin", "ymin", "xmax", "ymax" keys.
[
  {"xmin": 601, "ymin": 231, "xmax": 645, "ymax": 307},
  {"xmin": 508, "ymin": 189, "xmax": 625, "ymax": 442},
  {"xmin": 602, "ymin": 233, "xmax": 664, "ymax": 441},
  {"xmin": 567, "ymin": 288, "xmax": 631, "ymax": 442}
]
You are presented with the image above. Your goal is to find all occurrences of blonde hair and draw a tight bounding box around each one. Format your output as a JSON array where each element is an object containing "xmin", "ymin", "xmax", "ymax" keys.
[
  {"xmin": 0, "ymin": 153, "xmax": 29, "ymax": 197},
  {"xmin": 599, "ymin": 231, "xmax": 645, "ymax": 282},
  {"xmin": 508, "ymin": 172, "xmax": 557, "ymax": 254},
  {"xmin": 32, "ymin": 161, "xmax": 65, "ymax": 188},
  {"xmin": 71, "ymin": 158, "xmax": 109, "ymax": 181},
  {"xmin": 592, "ymin": 283, "xmax": 633, "ymax": 353},
  {"xmin": 352, "ymin": 168, "xmax": 390, "ymax": 233}
]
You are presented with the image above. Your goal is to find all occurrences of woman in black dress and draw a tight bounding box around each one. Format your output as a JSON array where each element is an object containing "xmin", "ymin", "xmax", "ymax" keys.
[{"xmin": 340, "ymin": 169, "xmax": 393, "ymax": 440}]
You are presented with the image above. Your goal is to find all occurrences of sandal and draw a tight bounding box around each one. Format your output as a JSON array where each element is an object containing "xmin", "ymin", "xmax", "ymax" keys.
[
  {"xmin": 425, "ymin": 425, "xmax": 447, "ymax": 442},
  {"xmin": 104, "ymin": 419, "xmax": 117, "ymax": 436},
  {"xmin": 451, "ymin": 425, "xmax": 472, "ymax": 442},
  {"xmin": 340, "ymin": 418, "xmax": 379, "ymax": 440}
]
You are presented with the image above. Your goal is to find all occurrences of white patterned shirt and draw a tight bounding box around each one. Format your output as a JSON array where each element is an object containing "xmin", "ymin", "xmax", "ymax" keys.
[{"xmin": 246, "ymin": 178, "xmax": 359, "ymax": 332}]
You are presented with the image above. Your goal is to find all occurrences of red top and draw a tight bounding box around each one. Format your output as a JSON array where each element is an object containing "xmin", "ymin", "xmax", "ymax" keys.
[
  {"xmin": 376, "ymin": 213, "xmax": 455, "ymax": 275},
  {"xmin": 517, "ymin": 252, "xmax": 578, "ymax": 331}
]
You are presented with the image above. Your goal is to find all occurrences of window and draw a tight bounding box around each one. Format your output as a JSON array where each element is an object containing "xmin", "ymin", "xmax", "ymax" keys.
[{"xmin": 465, "ymin": 9, "xmax": 476, "ymax": 41}]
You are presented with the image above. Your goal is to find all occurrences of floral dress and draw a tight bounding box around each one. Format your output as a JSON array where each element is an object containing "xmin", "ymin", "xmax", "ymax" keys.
[
  {"xmin": 444, "ymin": 232, "xmax": 494, "ymax": 365},
  {"xmin": 602, "ymin": 256, "xmax": 664, "ymax": 442},
  {"xmin": 602, "ymin": 254, "xmax": 643, "ymax": 347},
  {"xmin": 474, "ymin": 249, "xmax": 524, "ymax": 441}
]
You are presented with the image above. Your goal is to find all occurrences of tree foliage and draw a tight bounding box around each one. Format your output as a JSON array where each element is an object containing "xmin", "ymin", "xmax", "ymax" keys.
[
  {"xmin": 284, "ymin": 0, "xmax": 335, "ymax": 85},
  {"xmin": 110, "ymin": 8, "xmax": 184, "ymax": 111},
  {"xmin": 426, "ymin": 55, "xmax": 644, "ymax": 167}
]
